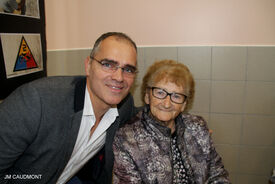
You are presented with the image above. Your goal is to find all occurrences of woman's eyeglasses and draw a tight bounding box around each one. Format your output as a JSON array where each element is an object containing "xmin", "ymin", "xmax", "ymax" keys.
[{"xmin": 149, "ymin": 87, "xmax": 187, "ymax": 104}]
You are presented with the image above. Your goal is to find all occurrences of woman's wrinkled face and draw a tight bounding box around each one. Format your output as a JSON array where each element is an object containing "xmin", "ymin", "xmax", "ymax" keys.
[{"xmin": 145, "ymin": 80, "xmax": 186, "ymax": 125}]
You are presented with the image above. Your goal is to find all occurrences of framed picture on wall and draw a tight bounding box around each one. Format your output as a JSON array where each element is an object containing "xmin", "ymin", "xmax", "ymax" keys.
[{"xmin": 0, "ymin": 0, "xmax": 46, "ymax": 99}]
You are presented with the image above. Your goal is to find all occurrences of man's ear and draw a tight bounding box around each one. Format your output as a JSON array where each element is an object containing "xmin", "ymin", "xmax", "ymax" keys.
[
  {"xmin": 144, "ymin": 91, "xmax": 150, "ymax": 105},
  {"xmin": 85, "ymin": 56, "xmax": 91, "ymax": 76}
]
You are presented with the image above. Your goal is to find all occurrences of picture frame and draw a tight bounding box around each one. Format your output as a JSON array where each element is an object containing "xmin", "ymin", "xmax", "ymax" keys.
[{"xmin": 0, "ymin": 0, "xmax": 46, "ymax": 99}]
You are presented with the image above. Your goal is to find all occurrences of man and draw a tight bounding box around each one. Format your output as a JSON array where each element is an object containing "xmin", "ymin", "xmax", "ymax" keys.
[{"xmin": 0, "ymin": 32, "xmax": 138, "ymax": 184}]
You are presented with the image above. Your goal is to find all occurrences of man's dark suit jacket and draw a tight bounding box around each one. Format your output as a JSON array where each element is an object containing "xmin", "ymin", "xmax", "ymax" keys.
[{"xmin": 0, "ymin": 76, "xmax": 136, "ymax": 184}]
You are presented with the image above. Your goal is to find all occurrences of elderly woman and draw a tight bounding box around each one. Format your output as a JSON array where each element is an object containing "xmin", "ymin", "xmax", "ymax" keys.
[{"xmin": 113, "ymin": 60, "xmax": 230, "ymax": 184}]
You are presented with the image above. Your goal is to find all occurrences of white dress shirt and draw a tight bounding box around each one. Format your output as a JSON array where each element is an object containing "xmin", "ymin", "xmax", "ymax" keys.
[{"xmin": 57, "ymin": 87, "xmax": 118, "ymax": 184}]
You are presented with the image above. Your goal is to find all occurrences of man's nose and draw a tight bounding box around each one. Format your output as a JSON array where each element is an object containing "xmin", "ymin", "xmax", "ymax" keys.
[{"xmin": 111, "ymin": 68, "xmax": 124, "ymax": 82}]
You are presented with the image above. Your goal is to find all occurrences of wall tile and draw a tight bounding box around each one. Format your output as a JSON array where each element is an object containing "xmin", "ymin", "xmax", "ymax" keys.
[
  {"xmin": 130, "ymin": 81, "xmax": 143, "ymax": 107},
  {"xmin": 236, "ymin": 174, "xmax": 270, "ymax": 184},
  {"xmin": 136, "ymin": 47, "xmax": 145, "ymax": 81},
  {"xmin": 247, "ymin": 47, "xmax": 275, "ymax": 81},
  {"xmin": 228, "ymin": 174, "xmax": 237, "ymax": 184},
  {"xmin": 143, "ymin": 47, "xmax": 178, "ymax": 68},
  {"xmin": 133, "ymin": 48, "xmax": 145, "ymax": 107},
  {"xmin": 215, "ymin": 144, "xmax": 239, "ymax": 174},
  {"xmin": 191, "ymin": 80, "xmax": 211, "ymax": 113},
  {"xmin": 211, "ymin": 81, "xmax": 245, "ymax": 113},
  {"xmin": 209, "ymin": 113, "xmax": 242, "ymax": 144},
  {"xmin": 178, "ymin": 47, "xmax": 211, "ymax": 80},
  {"xmin": 47, "ymin": 49, "xmax": 89, "ymax": 76},
  {"xmin": 239, "ymin": 146, "xmax": 274, "ymax": 175},
  {"xmin": 242, "ymin": 115, "xmax": 275, "ymax": 146},
  {"xmin": 244, "ymin": 82, "xmax": 275, "ymax": 115},
  {"xmin": 212, "ymin": 47, "xmax": 247, "ymax": 81}
]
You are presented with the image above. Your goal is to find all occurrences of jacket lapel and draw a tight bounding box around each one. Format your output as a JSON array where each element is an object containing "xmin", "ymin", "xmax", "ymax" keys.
[
  {"xmin": 56, "ymin": 77, "xmax": 87, "ymax": 176},
  {"xmin": 68, "ymin": 76, "xmax": 86, "ymax": 150},
  {"xmin": 74, "ymin": 77, "xmax": 86, "ymax": 112}
]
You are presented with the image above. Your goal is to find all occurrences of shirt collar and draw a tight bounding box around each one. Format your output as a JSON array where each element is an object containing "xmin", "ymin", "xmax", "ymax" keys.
[
  {"xmin": 83, "ymin": 87, "xmax": 119, "ymax": 118},
  {"xmin": 83, "ymin": 87, "xmax": 94, "ymax": 116}
]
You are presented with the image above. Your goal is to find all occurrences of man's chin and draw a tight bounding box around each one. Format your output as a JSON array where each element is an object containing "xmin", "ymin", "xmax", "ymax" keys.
[
  {"xmin": 104, "ymin": 91, "xmax": 129, "ymax": 106},
  {"xmin": 106, "ymin": 97, "xmax": 124, "ymax": 107}
]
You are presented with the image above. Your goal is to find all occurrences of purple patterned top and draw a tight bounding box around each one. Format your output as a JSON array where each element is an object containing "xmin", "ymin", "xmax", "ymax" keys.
[{"xmin": 113, "ymin": 106, "xmax": 230, "ymax": 184}]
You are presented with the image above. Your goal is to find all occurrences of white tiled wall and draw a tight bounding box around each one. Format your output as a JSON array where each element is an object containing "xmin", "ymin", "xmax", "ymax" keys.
[
  {"xmin": 209, "ymin": 114, "xmax": 242, "ymax": 144},
  {"xmin": 178, "ymin": 47, "xmax": 212, "ymax": 80},
  {"xmin": 247, "ymin": 47, "xmax": 275, "ymax": 81},
  {"xmin": 245, "ymin": 82, "xmax": 275, "ymax": 115},
  {"xmin": 47, "ymin": 46, "xmax": 275, "ymax": 184},
  {"xmin": 192, "ymin": 80, "xmax": 211, "ymax": 112},
  {"xmin": 212, "ymin": 47, "xmax": 247, "ymax": 81},
  {"xmin": 211, "ymin": 81, "xmax": 246, "ymax": 113},
  {"xmin": 47, "ymin": 49, "xmax": 88, "ymax": 76}
]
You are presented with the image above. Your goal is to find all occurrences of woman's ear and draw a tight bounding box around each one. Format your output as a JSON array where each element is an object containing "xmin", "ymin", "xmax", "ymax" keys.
[
  {"xmin": 144, "ymin": 91, "xmax": 150, "ymax": 105},
  {"xmin": 181, "ymin": 101, "xmax": 187, "ymax": 112},
  {"xmin": 85, "ymin": 56, "xmax": 91, "ymax": 76}
]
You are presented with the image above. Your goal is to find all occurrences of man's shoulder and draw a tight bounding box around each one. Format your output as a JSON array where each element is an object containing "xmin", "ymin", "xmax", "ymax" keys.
[
  {"xmin": 30, "ymin": 76, "xmax": 85, "ymax": 88},
  {"xmin": 8, "ymin": 76, "xmax": 86, "ymax": 105},
  {"xmin": 19, "ymin": 76, "xmax": 86, "ymax": 96}
]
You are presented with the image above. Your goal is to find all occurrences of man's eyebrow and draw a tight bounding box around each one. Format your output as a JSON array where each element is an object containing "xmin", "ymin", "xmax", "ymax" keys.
[
  {"xmin": 102, "ymin": 58, "xmax": 118, "ymax": 64},
  {"xmin": 124, "ymin": 64, "xmax": 137, "ymax": 69},
  {"xmin": 104, "ymin": 58, "xmax": 136, "ymax": 68}
]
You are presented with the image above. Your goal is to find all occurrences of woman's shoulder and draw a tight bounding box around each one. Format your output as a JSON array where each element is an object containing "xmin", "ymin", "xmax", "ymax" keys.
[
  {"xmin": 117, "ymin": 110, "xmax": 144, "ymax": 134},
  {"xmin": 114, "ymin": 110, "xmax": 149, "ymax": 148},
  {"xmin": 179, "ymin": 114, "xmax": 212, "ymax": 148},
  {"xmin": 180, "ymin": 113, "xmax": 208, "ymax": 130}
]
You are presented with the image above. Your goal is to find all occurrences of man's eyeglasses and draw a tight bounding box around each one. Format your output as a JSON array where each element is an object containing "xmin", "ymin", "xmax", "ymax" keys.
[
  {"xmin": 91, "ymin": 57, "xmax": 137, "ymax": 77},
  {"xmin": 149, "ymin": 87, "xmax": 187, "ymax": 104}
]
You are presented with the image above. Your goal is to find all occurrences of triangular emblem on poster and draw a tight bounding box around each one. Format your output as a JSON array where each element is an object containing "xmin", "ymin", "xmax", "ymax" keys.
[{"xmin": 13, "ymin": 36, "xmax": 38, "ymax": 72}]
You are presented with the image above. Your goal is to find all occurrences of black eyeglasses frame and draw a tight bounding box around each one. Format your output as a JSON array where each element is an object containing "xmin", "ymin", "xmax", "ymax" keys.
[{"xmin": 149, "ymin": 86, "xmax": 187, "ymax": 104}]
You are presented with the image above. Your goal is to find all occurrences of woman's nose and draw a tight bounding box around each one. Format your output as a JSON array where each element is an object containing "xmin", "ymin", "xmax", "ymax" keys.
[{"xmin": 163, "ymin": 95, "xmax": 172, "ymax": 108}]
